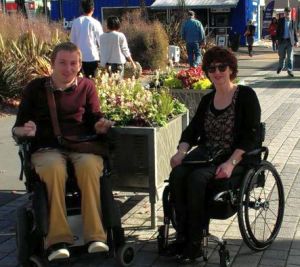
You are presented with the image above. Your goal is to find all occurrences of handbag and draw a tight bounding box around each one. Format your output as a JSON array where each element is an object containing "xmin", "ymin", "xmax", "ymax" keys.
[
  {"xmin": 182, "ymin": 145, "xmax": 226, "ymax": 166},
  {"xmin": 46, "ymin": 88, "xmax": 109, "ymax": 156}
]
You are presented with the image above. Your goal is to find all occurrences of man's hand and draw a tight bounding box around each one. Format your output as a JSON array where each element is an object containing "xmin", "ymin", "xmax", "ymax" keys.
[
  {"xmin": 215, "ymin": 161, "xmax": 234, "ymax": 179},
  {"xmin": 295, "ymin": 42, "xmax": 299, "ymax": 48},
  {"xmin": 13, "ymin": 120, "xmax": 37, "ymax": 137},
  {"xmin": 94, "ymin": 118, "xmax": 114, "ymax": 134}
]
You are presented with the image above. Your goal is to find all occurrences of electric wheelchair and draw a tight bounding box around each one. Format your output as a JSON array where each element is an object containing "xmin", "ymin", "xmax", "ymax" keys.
[
  {"xmin": 15, "ymin": 136, "xmax": 135, "ymax": 267},
  {"xmin": 157, "ymin": 123, "xmax": 285, "ymax": 266}
]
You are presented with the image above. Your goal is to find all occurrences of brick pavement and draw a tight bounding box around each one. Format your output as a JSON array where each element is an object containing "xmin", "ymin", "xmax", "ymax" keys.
[{"xmin": 1, "ymin": 49, "xmax": 300, "ymax": 267}]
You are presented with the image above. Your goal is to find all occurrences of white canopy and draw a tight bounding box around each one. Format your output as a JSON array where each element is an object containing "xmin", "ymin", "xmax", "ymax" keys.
[{"xmin": 151, "ymin": 0, "xmax": 240, "ymax": 9}]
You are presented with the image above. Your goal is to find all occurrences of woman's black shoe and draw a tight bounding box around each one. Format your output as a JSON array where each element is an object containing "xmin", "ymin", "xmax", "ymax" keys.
[{"xmin": 177, "ymin": 241, "xmax": 203, "ymax": 264}]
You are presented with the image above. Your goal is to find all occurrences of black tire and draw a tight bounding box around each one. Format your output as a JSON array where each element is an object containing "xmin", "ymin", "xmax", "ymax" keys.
[
  {"xmin": 16, "ymin": 206, "xmax": 31, "ymax": 265},
  {"xmin": 116, "ymin": 243, "xmax": 135, "ymax": 267},
  {"xmin": 219, "ymin": 248, "xmax": 230, "ymax": 267},
  {"xmin": 162, "ymin": 185, "xmax": 177, "ymax": 230},
  {"xmin": 238, "ymin": 161, "xmax": 284, "ymax": 251},
  {"xmin": 29, "ymin": 255, "xmax": 47, "ymax": 267}
]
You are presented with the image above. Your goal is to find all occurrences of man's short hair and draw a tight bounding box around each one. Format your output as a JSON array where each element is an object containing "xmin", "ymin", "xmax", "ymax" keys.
[
  {"xmin": 188, "ymin": 10, "xmax": 195, "ymax": 17},
  {"xmin": 51, "ymin": 42, "xmax": 82, "ymax": 65},
  {"xmin": 81, "ymin": 0, "xmax": 94, "ymax": 14},
  {"xmin": 284, "ymin": 7, "xmax": 291, "ymax": 12}
]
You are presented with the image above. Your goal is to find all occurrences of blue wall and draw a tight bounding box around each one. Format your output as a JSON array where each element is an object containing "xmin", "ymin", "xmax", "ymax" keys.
[
  {"xmin": 51, "ymin": 0, "xmax": 154, "ymax": 22},
  {"xmin": 230, "ymin": 0, "xmax": 259, "ymax": 45}
]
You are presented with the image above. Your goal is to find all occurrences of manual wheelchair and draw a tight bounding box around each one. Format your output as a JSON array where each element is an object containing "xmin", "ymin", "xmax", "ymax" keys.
[
  {"xmin": 157, "ymin": 123, "xmax": 285, "ymax": 266},
  {"xmin": 15, "ymin": 137, "xmax": 135, "ymax": 267}
]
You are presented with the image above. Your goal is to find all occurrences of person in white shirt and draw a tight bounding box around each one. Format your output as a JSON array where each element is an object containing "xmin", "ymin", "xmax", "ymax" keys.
[
  {"xmin": 100, "ymin": 16, "xmax": 136, "ymax": 77},
  {"xmin": 70, "ymin": 0, "xmax": 103, "ymax": 78}
]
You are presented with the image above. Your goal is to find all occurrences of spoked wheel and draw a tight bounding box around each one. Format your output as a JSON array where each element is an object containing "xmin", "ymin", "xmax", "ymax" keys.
[
  {"xmin": 116, "ymin": 243, "xmax": 135, "ymax": 266},
  {"xmin": 238, "ymin": 161, "xmax": 285, "ymax": 251}
]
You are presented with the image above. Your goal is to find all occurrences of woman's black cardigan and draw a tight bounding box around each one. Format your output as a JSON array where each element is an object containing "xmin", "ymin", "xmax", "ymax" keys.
[{"xmin": 179, "ymin": 85, "xmax": 261, "ymax": 153}]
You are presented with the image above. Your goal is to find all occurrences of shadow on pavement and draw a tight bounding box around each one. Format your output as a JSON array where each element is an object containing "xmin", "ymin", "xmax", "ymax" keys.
[{"xmin": 0, "ymin": 190, "xmax": 23, "ymax": 207}]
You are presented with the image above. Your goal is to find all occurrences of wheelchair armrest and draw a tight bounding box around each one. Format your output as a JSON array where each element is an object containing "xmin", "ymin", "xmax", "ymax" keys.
[
  {"xmin": 15, "ymin": 136, "xmax": 34, "ymax": 182},
  {"xmin": 243, "ymin": 146, "xmax": 269, "ymax": 161}
]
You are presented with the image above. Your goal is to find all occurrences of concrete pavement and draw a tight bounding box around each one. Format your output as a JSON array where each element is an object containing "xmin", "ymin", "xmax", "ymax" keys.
[{"xmin": 0, "ymin": 45, "xmax": 300, "ymax": 267}]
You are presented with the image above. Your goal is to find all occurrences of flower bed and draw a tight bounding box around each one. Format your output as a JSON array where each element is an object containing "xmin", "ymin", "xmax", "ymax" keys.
[
  {"xmin": 95, "ymin": 72, "xmax": 186, "ymax": 127},
  {"xmin": 149, "ymin": 66, "xmax": 212, "ymax": 90}
]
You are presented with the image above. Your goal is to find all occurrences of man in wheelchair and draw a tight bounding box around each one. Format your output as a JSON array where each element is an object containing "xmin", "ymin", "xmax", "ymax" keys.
[
  {"xmin": 166, "ymin": 47, "xmax": 262, "ymax": 263},
  {"xmin": 12, "ymin": 42, "xmax": 114, "ymax": 261}
]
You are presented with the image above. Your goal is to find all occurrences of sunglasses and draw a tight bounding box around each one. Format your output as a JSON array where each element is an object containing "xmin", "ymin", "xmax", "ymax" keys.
[{"xmin": 207, "ymin": 64, "xmax": 228, "ymax": 73}]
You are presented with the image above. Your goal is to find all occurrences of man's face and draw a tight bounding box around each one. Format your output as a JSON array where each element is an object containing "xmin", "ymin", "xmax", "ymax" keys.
[
  {"xmin": 284, "ymin": 11, "xmax": 291, "ymax": 20},
  {"xmin": 51, "ymin": 50, "xmax": 81, "ymax": 85}
]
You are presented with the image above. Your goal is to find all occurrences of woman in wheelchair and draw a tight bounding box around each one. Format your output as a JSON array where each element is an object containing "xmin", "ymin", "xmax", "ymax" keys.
[
  {"xmin": 168, "ymin": 46, "xmax": 261, "ymax": 263},
  {"xmin": 12, "ymin": 42, "xmax": 114, "ymax": 261}
]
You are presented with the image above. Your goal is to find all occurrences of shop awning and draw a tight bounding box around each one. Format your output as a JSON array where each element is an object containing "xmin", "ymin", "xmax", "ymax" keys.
[{"xmin": 151, "ymin": 0, "xmax": 240, "ymax": 9}]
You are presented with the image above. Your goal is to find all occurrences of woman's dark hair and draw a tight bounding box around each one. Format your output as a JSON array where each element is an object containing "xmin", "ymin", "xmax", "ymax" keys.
[
  {"xmin": 107, "ymin": 16, "xmax": 121, "ymax": 31},
  {"xmin": 271, "ymin": 17, "xmax": 277, "ymax": 23},
  {"xmin": 202, "ymin": 46, "xmax": 238, "ymax": 81},
  {"xmin": 81, "ymin": 0, "xmax": 94, "ymax": 14}
]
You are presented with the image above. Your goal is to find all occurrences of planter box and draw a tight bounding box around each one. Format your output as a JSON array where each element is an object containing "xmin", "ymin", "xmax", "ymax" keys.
[
  {"xmin": 170, "ymin": 89, "xmax": 212, "ymax": 120},
  {"xmin": 110, "ymin": 113, "xmax": 189, "ymax": 228}
]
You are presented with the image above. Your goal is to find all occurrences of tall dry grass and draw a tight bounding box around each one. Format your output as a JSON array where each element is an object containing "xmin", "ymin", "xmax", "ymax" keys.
[
  {"xmin": 0, "ymin": 13, "xmax": 67, "ymax": 43},
  {"xmin": 0, "ymin": 13, "xmax": 68, "ymax": 99}
]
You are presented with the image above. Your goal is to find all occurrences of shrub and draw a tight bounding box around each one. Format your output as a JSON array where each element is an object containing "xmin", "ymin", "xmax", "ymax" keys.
[
  {"xmin": 0, "ymin": 13, "xmax": 67, "ymax": 98},
  {"xmin": 121, "ymin": 11, "xmax": 169, "ymax": 70}
]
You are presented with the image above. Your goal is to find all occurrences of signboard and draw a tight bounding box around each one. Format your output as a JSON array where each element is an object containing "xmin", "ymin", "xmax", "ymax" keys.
[
  {"xmin": 216, "ymin": 35, "xmax": 228, "ymax": 47},
  {"xmin": 211, "ymin": 8, "xmax": 230, "ymax": 13},
  {"xmin": 261, "ymin": 0, "xmax": 275, "ymax": 38}
]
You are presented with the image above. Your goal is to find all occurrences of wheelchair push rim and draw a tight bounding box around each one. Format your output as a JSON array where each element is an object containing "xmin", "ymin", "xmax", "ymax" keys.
[{"xmin": 238, "ymin": 161, "xmax": 284, "ymax": 251}]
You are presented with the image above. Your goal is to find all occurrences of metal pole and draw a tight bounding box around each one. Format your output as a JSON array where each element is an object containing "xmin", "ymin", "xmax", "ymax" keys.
[{"xmin": 3, "ymin": 0, "xmax": 6, "ymax": 14}]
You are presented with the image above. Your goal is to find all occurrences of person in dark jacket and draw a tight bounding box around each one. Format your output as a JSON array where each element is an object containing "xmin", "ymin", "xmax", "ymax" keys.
[
  {"xmin": 181, "ymin": 10, "xmax": 205, "ymax": 67},
  {"xmin": 276, "ymin": 6, "xmax": 298, "ymax": 77},
  {"xmin": 244, "ymin": 19, "xmax": 256, "ymax": 57},
  {"xmin": 168, "ymin": 46, "xmax": 261, "ymax": 263},
  {"xmin": 12, "ymin": 42, "xmax": 114, "ymax": 261},
  {"xmin": 268, "ymin": 17, "xmax": 278, "ymax": 51}
]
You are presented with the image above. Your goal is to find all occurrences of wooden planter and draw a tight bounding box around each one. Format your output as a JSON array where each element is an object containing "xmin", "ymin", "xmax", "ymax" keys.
[
  {"xmin": 110, "ymin": 113, "xmax": 189, "ymax": 228},
  {"xmin": 170, "ymin": 89, "xmax": 212, "ymax": 120}
]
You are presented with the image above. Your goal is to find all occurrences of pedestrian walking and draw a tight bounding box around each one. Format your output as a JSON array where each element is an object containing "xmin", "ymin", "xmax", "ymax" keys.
[
  {"xmin": 181, "ymin": 10, "xmax": 205, "ymax": 67},
  {"xmin": 70, "ymin": 0, "xmax": 103, "ymax": 78},
  {"xmin": 276, "ymin": 7, "xmax": 298, "ymax": 77},
  {"xmin": 268, "ymin": 17, "xmax": 278, "ymax": 51},
  {"xmin": 244, "ymin": 20, "xmax": 255, "ymax": 57},
  {"xmin": 99, "ymin": 16, "xmax": 136, "ymax": 77}
]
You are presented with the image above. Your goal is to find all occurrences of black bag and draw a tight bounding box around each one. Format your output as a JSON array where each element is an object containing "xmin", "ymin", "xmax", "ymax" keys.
[{"xmin": 182, "ymin": 145, "xmax": 227, "ymax": 166}]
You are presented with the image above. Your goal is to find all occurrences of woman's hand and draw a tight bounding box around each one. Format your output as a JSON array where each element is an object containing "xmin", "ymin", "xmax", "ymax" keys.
[
  {"xmin": 94, "ymin": 118, "xmax": 114, "ymax": 134},
  {"xmin": 215, "ymin": 161, "xmax": 235, "ymax": 179},
  {"xmin": 170, "ymin": 151, "xmax": 186, "ymax": 169}
]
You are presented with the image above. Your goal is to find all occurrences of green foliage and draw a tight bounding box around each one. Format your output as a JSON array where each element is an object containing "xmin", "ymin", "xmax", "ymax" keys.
[
  {"xmin": 192, "ymin": 79, "xmax": 212, "ymax": 90},
  {"xmin": 121, "ymin": 11, "xmax": 169, "ymax": 70}
]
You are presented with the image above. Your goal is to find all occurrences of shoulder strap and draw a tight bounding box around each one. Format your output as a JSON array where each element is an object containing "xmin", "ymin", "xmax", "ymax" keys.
[{"xmin": 45, "ymin": 87, "xmax": 62, "ymax": 138}]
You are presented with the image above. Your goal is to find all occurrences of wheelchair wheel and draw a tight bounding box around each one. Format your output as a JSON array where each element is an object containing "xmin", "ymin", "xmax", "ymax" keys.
[
  {"xmin": 238, "ymin": 161, "xmax": 284, "ymax": 251},
  {"xmin": 162, "ymin": 185, "xmax": 177, "ymax": 230},
  {"xmin": 16, "ymin": 206, "xmax": 31, "ymax": 266},
  {"xmin": 116, "ymin": 243, "xmax": 135, "ymax": 266},
  {"xmin": 28, "ymin": 255, "xmax": 48, "ymax": 267},
  {"xmin": 219, "ymin": 245, "xmax": 230, "ymax": 267}
]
